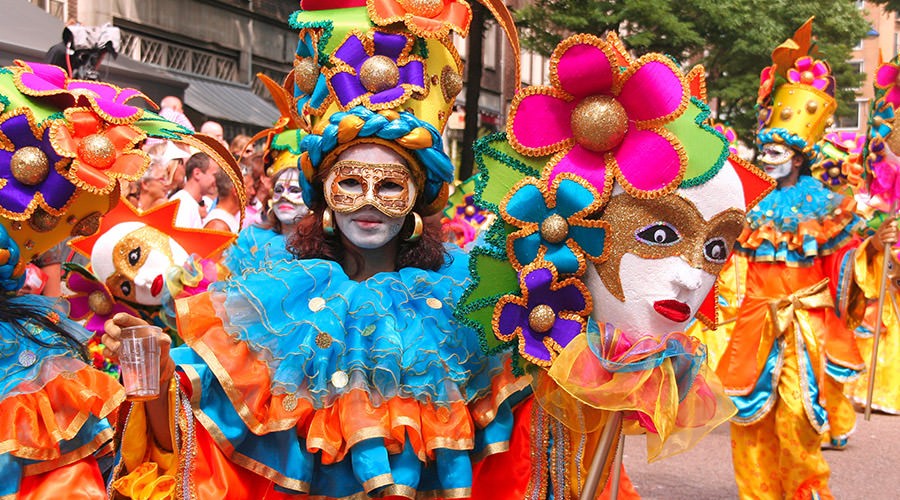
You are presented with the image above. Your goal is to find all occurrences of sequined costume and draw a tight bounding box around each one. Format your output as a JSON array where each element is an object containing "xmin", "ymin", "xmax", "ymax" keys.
[
  {"xmin": 718, "ymin": 176, "xmax": 865, "ymax": 498},
  {"xmin": 112, "ymin": 246, "xmax": 526, "ymax": 498}
]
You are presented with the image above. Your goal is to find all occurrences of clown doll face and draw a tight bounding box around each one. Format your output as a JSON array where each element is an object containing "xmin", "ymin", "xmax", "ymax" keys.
[
  {"xmin": 91, "ymin": 221, "xmax": 189, "ymax": 306},
  {"xmin": 584, "ymin": 162, "xmax": 747, "ymax": 336},
  {"xmin": 324, "ymin": 144, "xmax": 418, "ymax": 250},
  {"xmin": 270, "ymin": 168, "xmax": 309, "ymax": 225}
]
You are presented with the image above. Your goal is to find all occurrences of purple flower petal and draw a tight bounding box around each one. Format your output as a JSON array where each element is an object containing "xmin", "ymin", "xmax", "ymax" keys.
[
  {"xmin": 331, "ymin": 72, "xmax": 368, "ymax": 107},
  {"xmin": 370, "ymin": 86, "xmax": 405, "ymax": 105},
  {"xmin": 498, "ymin": 301, "xmax": 528, "ymax": 336},
  {"xmin": 399, "ymin": 60, "xmax": 425, "ymax": 88},
  {"xmin": 334, "ymin": 35, "xmax": 369, "ymax": 71},
  {"xmin": 522, "ymin": 326, "xmax": 553, "ymax": 362},
  {"xmin": 548, "ymin": 317, "xmax": 582, "ymax": 349},
  {"xmin": 373, "ymin": 31, "xmax": 407, "ymax": 61},
  {"xmin": 523, "ymin": 267, "xmax": 554, "ymax": 306}
]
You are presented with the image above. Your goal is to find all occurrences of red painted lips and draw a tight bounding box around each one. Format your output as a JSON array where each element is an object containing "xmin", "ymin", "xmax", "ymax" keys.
[{"xmin": 653, "ymin": 299, "xmax": 691, "ymax": 323}]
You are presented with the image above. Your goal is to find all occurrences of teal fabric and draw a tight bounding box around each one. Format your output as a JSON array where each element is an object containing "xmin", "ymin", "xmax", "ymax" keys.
[{"xmin": 223, "ymin": 225, "xmax": 293, "ymax": 275}]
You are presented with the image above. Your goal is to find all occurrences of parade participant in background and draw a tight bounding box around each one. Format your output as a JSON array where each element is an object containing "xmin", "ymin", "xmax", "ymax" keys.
[
  {"xmin": 169, "ymin": 152, "xmax": 218, "ymax": 229},
  {"xmin": 203, "ymin": 169, "xmax": 241, "ymax": 233},
  {"xmin": 842, "ymin": 54, "xmax": 900, "ymax": 416},
  {"xmin": 0, "ymin": 59, "xmax": 227, "ymax": 498},
  {"xmin": 103, "ymin": 1, "xmax": 528, "ymax": 498},
  {"xmin": 456, "ymin": 32, "xmax": 773, "ymax": 497},
  {"xmin": 714, "ymin": 20, "xmax": 883, "ymax": 498},
  {"xmin": 440, "ymin": 175, "xmax": 495, "ymax": 249}
]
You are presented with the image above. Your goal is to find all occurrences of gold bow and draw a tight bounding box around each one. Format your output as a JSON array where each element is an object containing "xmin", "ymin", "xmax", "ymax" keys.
[{"xmin": 767, "ymin": 278, "xmax": 833, "ymax": 335}]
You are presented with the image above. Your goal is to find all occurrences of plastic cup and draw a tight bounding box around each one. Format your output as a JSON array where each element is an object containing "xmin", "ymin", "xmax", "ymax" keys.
[{"xmin": 119, "ymin": 325, "xmax": 162, "ymax": 401}]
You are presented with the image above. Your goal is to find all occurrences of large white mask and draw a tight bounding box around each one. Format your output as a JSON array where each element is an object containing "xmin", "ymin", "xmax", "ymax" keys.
[
  {"xmin": 271, "ymin": 168, "xmax": 309, "ymax": 225},
  {"xmin": 327, "ymin": 144, "xmax": 417, "ymax": 250},
  {"xmin": 91, "ymin": 221, "xmax": 189, "ymax": 306},
  {"xmin": 584, "ymin": 161, "xmax": 747, "ymax": 336}
]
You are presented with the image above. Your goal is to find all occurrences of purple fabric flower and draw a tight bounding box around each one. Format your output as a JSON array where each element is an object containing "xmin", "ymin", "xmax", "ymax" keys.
[
  {"xmin": 455, "ymin": 194, "xmax": 486, "ymax": 224},
  {"xmin": 0, "ymin": 111, "xmax": 75, "ymax": 216},
  {"xmin": 328, "ymin": 31, "xmax": 425, "ymax": 110},
  {"xmin": 14, "ymin": 61, "xmax": 150, "ymax": 123},
  {"xmin": 494, "ymin": 263, "xmax": 591, "ymax": 366}
]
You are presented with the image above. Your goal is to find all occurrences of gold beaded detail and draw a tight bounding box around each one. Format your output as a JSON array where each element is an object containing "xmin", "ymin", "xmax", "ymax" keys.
[
  {"xmin": 398, "ymin": 0, "xmax": 443, "ymax": 17},
  {"xmin": 28, "ymin": 208, "xmax": 60, "ymax": 232},
  {"xmin": 440, "ymin": 65, "xmax": 463, "ymax": 102},
  {"xmin": 464, "ymin": 205, "xmax": 476, "ymax": 217},
  {"xmin": 71, "ymin": 212, "xmax": 102, "ymax": 237},
  {"xmin": 528, "ymin": 304, "xmax": 556, "ymax": 333},
  {"xmin": 805, "ymin": 100, "xmax": 818, "ymax": 114},
  {"xmin": 779, "ymin": 107, "xmax": 793, "ymax": 121},
  {"xmin": 88, "ymin": 290, "xmax": 114, "ymax": 316},
  {"xmin": 540, "ymin": 214, "xmax": 569, "ymax": 244},
  {"xmin": 570, "ymin": 95, "xmax": 628, "ymax": 152},
  {"xmin": 294, "ymin": 57, "xmax": 319, "ymax": 95},
  {"xmin": 10, "ymin": 146, "xmax": 50, "ymax": 186},
  {"xmin": 282, "ymin": 393, "xmax": 298, "ymax": 412},
  {"xmin": 77, "ymin": 133, "xmax": 116, "ymax": 168},
  {"xmin": 359, "ymin": 55, "xmax": 400, "ymax": 94},
  {"xmin": 315, "ymin": 331, "xmax": 333, "ymax": 349}
]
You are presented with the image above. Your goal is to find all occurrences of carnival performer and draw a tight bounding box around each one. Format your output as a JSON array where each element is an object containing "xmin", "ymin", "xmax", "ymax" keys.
[
  {"xmin": 454, "ymin": 32, "xmax": 773, "ymax": 497},
  {"xmin": 102, "ymin": 2, "xmax": 528, "ymax": 498},
  {"xmin": 0, "ymin": 59, "xmax": 232, "ymax": 498},
  {"xmin": 715, "ymin": 20, "xmax": 881, "ymax": 498}
]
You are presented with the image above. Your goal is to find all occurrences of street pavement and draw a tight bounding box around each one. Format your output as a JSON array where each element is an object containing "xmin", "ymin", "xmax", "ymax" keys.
[{"xmin": 622, "ymin": 411, "xmax": 899, "ymax": 499}]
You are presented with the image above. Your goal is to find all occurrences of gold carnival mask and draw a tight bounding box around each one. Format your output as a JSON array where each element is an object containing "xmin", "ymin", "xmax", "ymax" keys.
[{"xmin": 324, "ymin": 160, "xmax": 417, "ymax": 218}]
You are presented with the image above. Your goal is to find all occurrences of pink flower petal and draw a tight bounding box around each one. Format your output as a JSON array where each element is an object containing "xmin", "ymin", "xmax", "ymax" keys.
[
  {"xmin": 556, "ymin": 42, "xmax": 615, "ymax": 98},
  {"xmin": 618, "ymin": 59, "xmax": 686, "ymax": 123},
  {"xmin": 795, "ymin": 56, "xmax": 812, "ymax": 71},
  {"xmin": 548, "ymin": 144, "xmax": 609, "ymax": 196},
  {"xmin": 612, "ymin": 127, "xmax": 682, "ymax": 194},
  {"xmin": 876, "ymin": 64, "xmax": 900, "ymax": 88},
  {"xmin": 884, "ymin": 87, "xmax": 900, "ymax": 108},
  {"xmin": 787, "ymin": 69, "xmax": 800, "ymax": 83},
  {"xmin": 812, "ymin": 61, "xmax": 828, "ymax": 78},
  {"xmin": 510, "ymin": 92, "xmax": 577, "ymax": 152},
  {"xmin": 16, "ymin": 61, "xmax": 68, "ymax": 93}
]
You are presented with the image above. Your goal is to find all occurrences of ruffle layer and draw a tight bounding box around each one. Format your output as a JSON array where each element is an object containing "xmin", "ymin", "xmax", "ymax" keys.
[
  {"xmin": 222, "ymin": 225, "xmax": 292, "ymax": 275},
  {"xmin": 0, "ymin": 356, "xmax": 123, "ymax": 461},
  {"xmin": 536, "ymin": 327, "xmax": 735, "ymax": 461},
  {"xmin": 736, "ymin": 176, "xmax": 861, "ymax": 266}
]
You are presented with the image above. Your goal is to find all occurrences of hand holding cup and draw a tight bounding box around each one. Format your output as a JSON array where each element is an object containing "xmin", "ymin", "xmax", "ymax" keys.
[{"xmin": 102, "ymin": 313, "xmax": 175, "ymax": 400}]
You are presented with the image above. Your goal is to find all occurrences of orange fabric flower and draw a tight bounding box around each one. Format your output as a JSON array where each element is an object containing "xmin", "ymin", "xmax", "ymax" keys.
[
  {"xmin": 50, "ymin": 107, "xmax": 148, "ymax": 193},
  {"xmin": 368, "ymin": 0, "xmax": 473, "ymax": 38}
]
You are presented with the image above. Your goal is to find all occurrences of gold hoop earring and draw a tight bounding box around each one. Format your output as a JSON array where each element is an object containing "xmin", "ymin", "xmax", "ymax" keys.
[
  {"xmin": 322, "ymin": 207, "xmax": 335, "ymax": 236},
  {"xmin": 405, "ymin": 212, "xmax": 423, "ymax": 242}
]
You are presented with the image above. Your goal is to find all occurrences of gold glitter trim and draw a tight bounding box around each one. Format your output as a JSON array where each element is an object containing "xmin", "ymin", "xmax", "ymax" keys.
[
  {"xmin": 21, "ymin": 427, "xmax": 114, "ymax": 476},
  {"xmin": 362, "ymin": 472, "xmax": 394, "ymax": 492},
  {"xmin": 366, "ymin": 0, "xmax": 474, "ymax": 39}
]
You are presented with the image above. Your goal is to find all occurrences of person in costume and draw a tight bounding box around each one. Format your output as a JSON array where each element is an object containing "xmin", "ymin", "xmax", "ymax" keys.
[
  {"xmin": 455, "ymin": 32, "xmax": 773, "ymax": 498},
  {"xmin": 0, "ymin": 59, "xmax": 236, "ymax": 498},
  {"xmin": 714, "ymin": 20, "xmax": 886, "ymax": 498},
  {"xmin": 841, "ymin": 54, "xmax": 900, "ymax": 416},
  {"xmin": 102, "ymin": 2, "xmax": 528, "ymax": 498}
]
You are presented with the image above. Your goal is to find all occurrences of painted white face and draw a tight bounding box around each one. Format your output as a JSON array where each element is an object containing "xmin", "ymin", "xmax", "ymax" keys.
[
  {"xmin": 271, "ymin": 168, "xmax": 309, "ymax": 224},
  {"xmin": 585, "ymin": 161, "xmax": 747, "ymax": 336},
  {"xmin": 92, "ymin": 222, "xmax": 189, "ymax": 306},
  {"xmin": 759, "ymin": 143, "xmax": 795, "ymax": 180},
  {"xmin": 329, "ymin": 143, "xmax": 416, "ymax": 250}
]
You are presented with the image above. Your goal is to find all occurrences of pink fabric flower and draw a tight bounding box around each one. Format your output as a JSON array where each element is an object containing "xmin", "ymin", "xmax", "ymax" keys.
[
  {"xmin": 507, "ymin": 34, "xmax": 689, "ymax": 199},
  {"xmin": 66, "ymin": 271, "xmax": 138, "ymax": 333},
  {"xmin": 875, "ymin": 61, "xmax": 900, "ymax": 108},
  {"xmin": 786, "ymin": 56, "xmax": 830, "ymax": 91},
  {"xmin": 712, "ymin": 123, "xmax": 738, "ymax": 155},
  {"xmin": 825, "ymin": 131, "xmax": 864, "ymax": 155},
  {"xmin": 12, "ymin": 60, "xmax": 152, "ymax": 124}
]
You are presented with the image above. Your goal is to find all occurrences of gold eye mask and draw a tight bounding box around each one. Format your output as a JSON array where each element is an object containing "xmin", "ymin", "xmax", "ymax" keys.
[{"xmin": 324, "ymin": 160, "xmax": 417, "ymax": 218}]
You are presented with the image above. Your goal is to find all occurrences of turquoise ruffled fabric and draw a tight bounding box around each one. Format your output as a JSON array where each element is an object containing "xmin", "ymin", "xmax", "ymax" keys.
[
  {"xmin": 176, "ymin": 245, "xmax": 523, "ymax": 496},
  {"xmin": 222, "ymin": 225, "xmax": 293, "ymax": 275},
  {"xmin": 736, "ymin": 176, "xmax": 862, "ymax": 266},
  {"xmin": 0, "ymin": 296, "xmax": 117, "ymax": 497}
]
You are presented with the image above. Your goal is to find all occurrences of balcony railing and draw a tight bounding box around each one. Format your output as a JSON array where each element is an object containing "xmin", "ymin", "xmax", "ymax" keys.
[{"xmin": 120, "ymin": 31, "xmax": 239, "ymax": 82}]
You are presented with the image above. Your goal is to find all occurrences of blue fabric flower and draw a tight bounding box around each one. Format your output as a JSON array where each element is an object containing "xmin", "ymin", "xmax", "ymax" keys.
[{"xmin": 501, "ymin": 176, "xmax": 607, "ymax": 274}]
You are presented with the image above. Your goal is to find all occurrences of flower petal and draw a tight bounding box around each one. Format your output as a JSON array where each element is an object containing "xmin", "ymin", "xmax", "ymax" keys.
[
  {"xmin": 556, "ymin": 42, "xmax": 615, "ymax": 98},
  {"xmin": 505, "ymin": 183, "xmax": 549, "ymax": 223},
  {"xmin": 373, "ymin": 31, "xmax": 408, "ymax": 60},
  {"xmin": 612, "ymin": 127, "xmax": 682, "ymax": 195},
  {"xmin": 16, "ymin": 62, "xmax": 68, "ymax": 93},
  {"xmin": 554, "ymin": 178, "xmax": 597, "ymax": 218},
  {"xmin": 370, "ymin": 86, "xmax": 406, "ymax": 105},
  {"xmin": 512, "ymin": 232, "xmax": 541, "ymax": 267},
  {"xmin": 497, "ymin": 301, "xmax": 528, "ymax": 337},
  {"xmin": 333, "ymin": 35, "xmax": 369, "ymax": 70},
  {"xmin": 509, "ymin": 91, "xmax": 576, "ymax": 152},
  {"xmin": 568, "ymin": 224, "xmax": 607, "ymax": 259},
  {"xmin": 548, "ymin": 317, "xmax": 583, "ymax": 349},
  {"xmin": 618, "ymin": 58, "xmax": 686, "ymax": 123},
  {"xmin": 330, "ymin": 72, "xmax": 368, "ymax": 107},
  {"xmin": 543, "ymin": 242, "xmax": 579, "ymax": 274},
  {"xmin": 547, "ymin": 282, "xmax": 587, "ymax": 313},
  {"xmin": 522, "ymin": 328, "xmax": 553, "ymax": 363},
  {"xmin": 399, "ymin": 60, "xmax": 425, "ymax": 88},
  {"xmin": 885, "ymin": 87, "xmax": 900, "ymax": 108},
  {"xmin": 547, "ymin": 144, "xmax": 608, "ymax": 197},
  {"xmin": 876, "ymin": 63, "xmax": 900, "ymax": 88},
  {"xmin": 523, "ymin": 266, "xmax": 555, "ymax": 302}
]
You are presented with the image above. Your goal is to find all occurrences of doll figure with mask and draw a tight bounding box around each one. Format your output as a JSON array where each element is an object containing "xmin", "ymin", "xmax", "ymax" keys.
[
  {"xmin": 102, "ymin": 2, "xmax": 529, "ymax": 498},
  {"xmin": 0, "ymin": 60, "xmax": 242, "ymax": 498},
  {"xmin": 457, "ymin": 32, "xmax": 774, "ymax": 498},
  {"xmin": 714, "ymin": 19, "xmax": 893, "ymax": 498}
]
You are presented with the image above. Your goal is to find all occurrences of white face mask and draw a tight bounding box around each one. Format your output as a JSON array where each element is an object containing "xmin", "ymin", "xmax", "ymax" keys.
[
  {"xmin": 334, "ymin": 206, "xmax": 406, "ymax": 250},
  {"xmin": 759, "ymin": 143, "xmax": 795, "ymax": 180},
  {"xmin": 271, "ymin": 169, "xmax": 309, "ymax": 224}
]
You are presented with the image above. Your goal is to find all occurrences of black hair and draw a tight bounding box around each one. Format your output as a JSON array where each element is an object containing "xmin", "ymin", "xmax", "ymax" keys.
[{"xmin": 0, "ymin": 295, "xmax": 88, "ymax": 361}]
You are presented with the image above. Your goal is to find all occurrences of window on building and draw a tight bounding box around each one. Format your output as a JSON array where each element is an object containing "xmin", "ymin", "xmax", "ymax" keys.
[
  {"xmin": 483, "ymin": 24, "xmax": 497, "ymax": 70},
  {"xmin": 848, "ymin": 60, "xmax": 864, "ymax": 90},
  {"xmin": 834, "ymin": 100, "xmax": 865, "ymax": 130},
  {"xmin": 29, "ymin": 0, "xmax": 66, "ymax": 21}
]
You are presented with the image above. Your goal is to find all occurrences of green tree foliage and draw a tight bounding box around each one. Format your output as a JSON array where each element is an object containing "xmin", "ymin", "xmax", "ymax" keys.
[{"xmin": 515, "ymin": 0, "xmax": 868, "ymax": 144}]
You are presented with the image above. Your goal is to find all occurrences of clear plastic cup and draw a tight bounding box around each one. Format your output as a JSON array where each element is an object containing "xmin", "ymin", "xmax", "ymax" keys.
[{"xmin": 119, "ymin": 325, "xmax": 162, "ymax": 401}]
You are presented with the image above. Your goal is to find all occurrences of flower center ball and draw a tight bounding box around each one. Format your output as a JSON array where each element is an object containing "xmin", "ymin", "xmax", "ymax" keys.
[
  {"xmin": 540, "ymin": 213, "xmax": 569, "ymax": 244},
  {"xmin": 398, "ymin": 0, "xmax": 444, "ymax": 17},
  {"xmin": 571, "ymin": 95, "xmax": 628, "ymax": 152},
  {"xmin": 78, "ymin": 133, "xmax": 116, "ymax": 168},
  {"xmin": 294, "ymin": 57, "xmax": 319, "ymax": 95},
  {"xmin": 88, "ymin": 290, "xmax": 114, "ymax": 316},
  {"xmin": 528, "ymin": 304, "xmax": 556, "ymax": 334},
  {"xmin": 360, "ymin": 55, "xmax": 401, "ymax": 94},
  {"xmin": 10, "ymin": 146, "xmax": 50, "ymax": 186}
]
